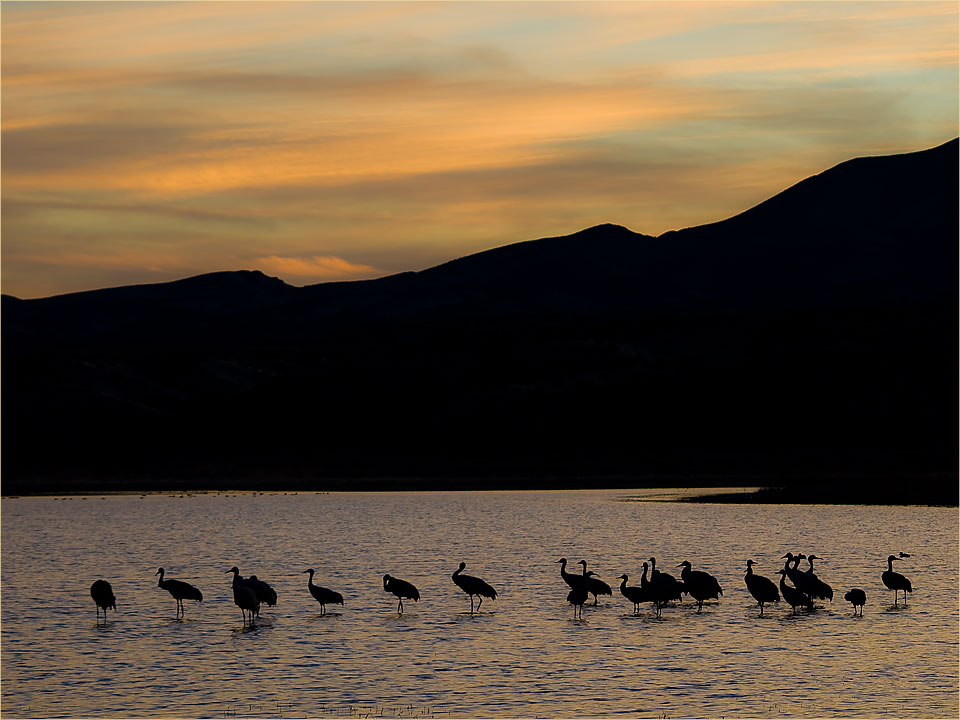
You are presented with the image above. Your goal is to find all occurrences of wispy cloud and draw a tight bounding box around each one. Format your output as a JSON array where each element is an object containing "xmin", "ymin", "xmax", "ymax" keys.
[{"xmin": 253, "ymin": 255, "xmax": 379, "ymax": 283}]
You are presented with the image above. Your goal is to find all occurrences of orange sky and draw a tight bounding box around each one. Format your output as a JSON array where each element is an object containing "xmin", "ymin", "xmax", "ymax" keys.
[{"xmin": 2, "ymin": 1, "xmax": 957, "ymax": 298}]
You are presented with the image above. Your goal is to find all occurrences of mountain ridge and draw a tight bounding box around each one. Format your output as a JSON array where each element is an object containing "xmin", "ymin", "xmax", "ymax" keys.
[{"xmin": 3, "ymin": 139, "xmax": 957, "ymax": 492}]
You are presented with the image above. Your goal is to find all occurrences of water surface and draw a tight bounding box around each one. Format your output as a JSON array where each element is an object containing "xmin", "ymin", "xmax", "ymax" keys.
[{"xmin": 2, "ymin": 490, "xmax": 957, "ymax": 718}]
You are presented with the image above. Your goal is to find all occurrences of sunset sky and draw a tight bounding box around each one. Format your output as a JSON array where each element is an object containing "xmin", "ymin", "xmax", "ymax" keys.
[{"xmin": 2, "ymin": 1, "xmax": 957, "ymax": 298}]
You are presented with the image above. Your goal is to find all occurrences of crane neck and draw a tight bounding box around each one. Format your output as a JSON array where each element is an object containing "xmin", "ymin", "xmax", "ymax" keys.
[{"xmin": 745, "ymin": 564, "xmax": 753, "ymax": 576}]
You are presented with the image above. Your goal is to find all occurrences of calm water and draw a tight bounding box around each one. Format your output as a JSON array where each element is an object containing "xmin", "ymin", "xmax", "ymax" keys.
[{"xmin": 2, "ymin": 490, "xmax": 957, "ymax": 719}]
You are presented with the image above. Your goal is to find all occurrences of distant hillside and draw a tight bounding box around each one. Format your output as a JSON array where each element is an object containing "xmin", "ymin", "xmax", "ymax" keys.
[{"xmin": 3, "ymin": 139, "xmax": 957, "ymax": 496}]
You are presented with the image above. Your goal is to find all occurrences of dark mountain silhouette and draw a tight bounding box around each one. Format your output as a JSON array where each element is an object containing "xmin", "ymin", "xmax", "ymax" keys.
[{"xmin": 3, "ymin": 139, "xmax": 957, "ymax": 497}]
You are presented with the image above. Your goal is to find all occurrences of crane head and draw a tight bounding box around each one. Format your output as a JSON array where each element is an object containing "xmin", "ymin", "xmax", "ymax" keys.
[
  {"xmin": 898, "ymin": 552, "xmax": 911, "ymax": 558},
  {"xmin": 781, "ymin": 553, "xmax": 793, "ymax": 560},
  {"xmin": 577, "ymin": 560, "xmax": 587, "ymax": 567},
  {"xmin": 677, "ymin": 561, "xmax": 692, "ymax": 569},
  {"xmin": 887, "ymin": 554, "xmax": 898, "ymax": 562},
  {"xmin": 303, "ymin": 569, "xmax": 314, "ymax": 575},
  {"xmin": 555, "ymin": 558, "xmax": 567, "ymax": 564},
  {"xmin": 808, "ymin": 555, "xmax": 823, "ymax": 562},
  {"xmin": 225, "ymin": 566, "xmax": 240, "ymax": 574},
  {"xmin": 617, "ymin": 574, "xmax": 628, "ymax": 581},
  {"xmin": 155, "ymin": 567, "xmax": 164, "ymax": 576},
  {"xmin": 458, "ymin": 562, "xmax": 467, "ymax": 570},
  {"xmin": 746, "ymin": 560, "xmax": 756, "ymax": 567}
]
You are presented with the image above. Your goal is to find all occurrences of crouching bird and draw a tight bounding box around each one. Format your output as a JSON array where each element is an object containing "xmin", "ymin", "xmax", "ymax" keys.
[{"xmin": 844, "ymin": 588, "xmax": 866, "ymax": 616}]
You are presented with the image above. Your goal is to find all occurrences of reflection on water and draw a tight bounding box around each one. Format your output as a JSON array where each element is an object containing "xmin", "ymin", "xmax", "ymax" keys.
[{"xmin": 2, "ymin": 490, "xmax": 957, "ymax": 718}]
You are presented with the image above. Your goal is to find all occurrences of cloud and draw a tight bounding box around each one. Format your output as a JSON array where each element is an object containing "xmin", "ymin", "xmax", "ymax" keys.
[{"xmin": 253, "ymin": 255, "xmax": 379, "ymax": 282}]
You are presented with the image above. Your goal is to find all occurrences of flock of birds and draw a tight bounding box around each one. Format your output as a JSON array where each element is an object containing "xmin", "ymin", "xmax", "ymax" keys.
[{"xmin": 89, "ymin": 553, "xmax": 914, "ymax": 626}]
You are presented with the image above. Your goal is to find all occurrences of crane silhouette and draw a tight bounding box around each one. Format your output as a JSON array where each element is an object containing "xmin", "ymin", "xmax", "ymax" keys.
[
  {"xmin": 743, "ymin": 560, "xmax": 779, "ymax": 616},
  {"xmin": 226, "ymin": 566, "xmax": 259, "ymax": 627},
  {"xmin": 644, "ymin": 559, "xmax": 682, "ymax": 617},
  {"xmin": 782, "ymin": 553, "xmax": 819, "ymax": 599},
  {"xmin": 578, "ymin": 560, "xmax": 612, "ymax": 605},
  {"xmin": 243, "ymin": 575, "xmax": 277, "ymax": 617},
  {"xmin": 155, "ymin": 568, "xmax": 202, "ymax": 618},
  {"xmin": 303, "ymin": 569, "xmax": 343, "ymax": 615},
  {"xmin": 777, "ymin": 568, "xmax": 811, "ymax": 614},
  {"xmin": 383, "ymin": 574, "xmax": 419, "ymax": 614},
  {"xmin": 844, "ymin": 588, "xmax": 866, "ymax": 616},
  {"xmin": 803, "ymin": 555, "xmax": 833, "ymax": 601},
  {"xmin": 567, "ymin": 584, "xmax": 588, "ymax": 619},
  {"xmin": 90, "ymin": 579, "xmax": 116, "ymax": 624},
  {"xmin": 616, "ymin": 572, "xmax": 649, "ymax": 614},
  {"xmin": 882, "ymin": 555, "xmax": 913, "ymax": 606},
  {"xmin": 678, "ymin": 561, "xmax": 723, "ymax": 613},
  {"xmin": 452, "ymin": 562, "xmax": 497, "ymax": 614},
  {"xmin": 555, "ymin": 558, "xmax": 585, "ymax": 589}
]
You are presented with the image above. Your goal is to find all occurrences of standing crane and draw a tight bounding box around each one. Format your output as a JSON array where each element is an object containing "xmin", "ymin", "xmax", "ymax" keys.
[
  {"xmin": 677, "ymin": 561, "xmax": 723, "ymax": 613},
  {"xmin": 567, "ymin": 584, "xmax": 588, "ymax": 619},
  {"xmin": 242, "ymin": 575, "xmax": 277, "ymax": 617},
  {"xmin": 803, "ymin": 555, "xmax": 834, "ymax": 601},
  {"xmin": 383, "ymin": 574, "xmax": 420, "ymax": 614},
  {"xmin": 882, "ymin": 555, "xmax": 913, "ymax": 606},
  {"xmin": 90, "ymin": 579, "xmax": 116, "ymax": 624},
  {"xmin": 844, "ymin": 588, "xmax": 866, "ymax": 616},
  {"xmin": 577, "ymin": 560, "xmax": 612, "ymax": 605},
  {"xmin": 616, "ymin": 572, "xmax": 649, "ymax": 615},
  {"xmin": 303, "ymin": 569, "xmax": 343, "ymax": 615},
  {"xmin": 555, "ymin": 558, "xmax": 585, "ymax": 589},
  {"xmin": 155, "ymin": 568, "xmax": 203, "ymax": 618},
  {"xmin": 451, "ymin": 562, "xmax": 497, "ymax": 614},
  {"xmin": 743, "ymin": 560, "xmax": 779, "ymax": 616},
  {"xmin": 226, "ymin": 566, "xmax": 260, "ymax": 627},
  {"xmin": 777, "ymin": 568, "xmax": 811, "ymax": 614}
]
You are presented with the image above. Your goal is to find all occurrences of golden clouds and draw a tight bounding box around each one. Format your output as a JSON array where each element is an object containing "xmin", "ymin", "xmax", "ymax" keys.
[{"xmin": 2, "ymin": 1, "xmax": 957, "ymax": 298}]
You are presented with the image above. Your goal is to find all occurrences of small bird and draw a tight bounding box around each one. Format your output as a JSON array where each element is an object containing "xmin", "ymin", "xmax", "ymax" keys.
[
  {"xmin": 383, "ymin": 574, "xmax": 420, "ymax": 614},
  {"xmin": 616, "ymin": 573, "xmax": 649, "ymax": 614},
  {"xmin": 90, "ymin": 579, "xmax": 116, "ymax": 624},
  {"xmin": 743, "ymin": 560, "xmax": 779, "ymax": 616},
  {"xmin": 226, "ymin": 566, "xmax": 259, "ymax": 626},
  {"xmin": 452, "ymin": 562, "xmax": 497, "ymax": 614},
  {"xmin": 155, "ymin": 568, "xmax": 203, "ymax": 618},
  {"xmin": 303, "ymin": 569, "xmax": 343, "ymax": 615},
  {"xmin": 678, "ymin": 561, "xmax": 723, "ymax": 613},
  {"xmin": 777, "ymin": 569, "xmax": 811, "ymax": 614},
  {"xmin": 578, "ymin": 560, "xmax": 612, "ymax": 605},
  {"xmin": 844, "ymin": 588, "xmax": 866, "ymax": 616},
  {"xmin": 882, "ymin": 555, "xmax": 913, "ymax": 606},
  {"xmin": 567, "ymin": 584, "xmax": 588, "ymax": 619}
]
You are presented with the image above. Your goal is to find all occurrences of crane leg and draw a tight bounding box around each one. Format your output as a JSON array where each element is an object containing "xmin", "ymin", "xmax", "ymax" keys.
[
  {"xmin": 476, "ymin": 596, "xmax": 483, "ymax": 613},
  {"xmin": 397, "ymin": 598, "xmax": 403, "ymax": 614}
]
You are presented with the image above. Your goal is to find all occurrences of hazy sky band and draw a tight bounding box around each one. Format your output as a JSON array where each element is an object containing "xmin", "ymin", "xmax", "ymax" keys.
[{"xmin": 2, "ymin": 1, "xmax": 957, "ymax": 298}]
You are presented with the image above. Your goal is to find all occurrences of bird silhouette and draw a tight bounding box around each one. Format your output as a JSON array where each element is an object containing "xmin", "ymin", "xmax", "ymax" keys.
[
  {"xmin": 155, "ymin": 567, "xmax": 202, "ymax": 618},
  {"xmin": 743, "ymin": 560, "xmax": 779, "ymax": 616},
  {"xmin": 616, "ymin": 572, "xmax": 649, "ymax": 614},
  {"xmin": 882, "ymin": 555, "xmax": 913, "ymax": 606},
  {"xmin": 578, "ymin": 561, "xmax": 612, "ymax": 605},
  {"xmin": 644, "ymin": 559, "xmax": 683, "ymax": 617},
  {"xmin": 242, "ymin": 575, "xmax": 277, "ymax": 617},
  {"xmin": 90, "ymin": 579, "xmax": 116, "ymax": 624},
  {"xmin": 803, "ymin": 555, "xmax": 834, "ymax": 601},
  {"xmin": 303, "ymin": 569, "xmax": 343, "ymax": 615},
  {"xmin": 678, "ymin": 561, "xmax": 723, "ymax": 613},
  {"xmin": 777, "ymin": 568, "xmax": 812, "ymax": 614},
  {"xmin": 844, "ymin": 588, "xmax": 866, "ymax": 616},
  {"xmin": 452, "ymin": 562, "xmax": 497, "ymax": 614},
  {"xmin": 383, "ymin": 574, "xmax": 419, "ymax": 614},
  {"xmin": 782, "ymin": 553, "xmax": 819, "ymax": 599},
  {"xmin": 226, "ymin": 566, "xmax": 259, "ymax": 626},
  {"xmin": 555, "ymin": 558, "xmax": 585, "ymax": 589},
  {"xmin": 567, "ymin": 584, "xmax": 588, "ymax": 619}
]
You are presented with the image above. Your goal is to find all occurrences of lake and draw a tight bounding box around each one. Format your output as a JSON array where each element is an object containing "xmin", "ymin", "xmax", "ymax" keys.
[{"xmin": 2, "ymin": 489, "xmax": 957, "ymax": 718}]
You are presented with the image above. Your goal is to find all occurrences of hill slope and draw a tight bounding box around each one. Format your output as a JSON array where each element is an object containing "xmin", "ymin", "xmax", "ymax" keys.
[{"xmin": 3, "ymin": 139, "xmax": 957, "ymax": 493}]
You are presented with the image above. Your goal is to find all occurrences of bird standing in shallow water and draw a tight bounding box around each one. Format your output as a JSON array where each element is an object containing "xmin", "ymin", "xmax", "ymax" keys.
[
  {"xmin": 383, "ymin": 574, "xmax": 420, "ymax": 614},
  {"xmin": 226, "ymin": 566, "xmax": 259, "ymax": 627},
  {"xmin": 155, "ymin": 568, "xmax": 203, "ymax": 618},
  {"xmin": 882, "ymin": 555, "xmax": 912, "ymax": 606},
  {"xmin": 617, "ymin": 573, "xmax": 649, "ymax": 615},
  {"xmin": 567, "ymin": 584, "xmax": 588, "ymax": 619},
  {"xmin": 555, "ymin": 558, "xmax": 585, "ymax": 589},
  {"xmin": 452, "ymin": 562, "xmax": 497, "ymax": 614},
  {"xmin": 578, "ymin": 560, "xmax": 612, "ymax": 605},
  {"xmin": 303, "ymin": 569, "xmax": 343, "ymax": 615},
  {"xmin": 844, "ymin": 588, "xmax": 866, "ymax": 616},
  {"xmin": 242, "ymin": 575, "xmax": 277, "ymax": 617},
  {"xmin": 90, "ymin": 579, "xmax": 116, "ymax": 624},
  {"xmin": 777, "ymin": 569, "xmax": 811, "ymax": 614},
  {"xmin": 743, "ymin": 560, "xmax": 779, "ymax": 616},
  {"xmin": 803, "ymin": 555, "xmax": 834, "ymax": 602},
  {"xmin": 678, "ymin": 561, "xmax": 723, "ymax": 613}
]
